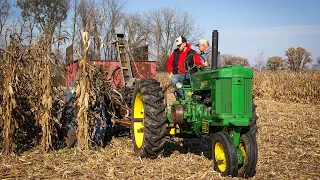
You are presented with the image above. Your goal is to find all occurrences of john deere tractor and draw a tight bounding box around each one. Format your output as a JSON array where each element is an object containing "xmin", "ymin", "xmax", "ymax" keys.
[{"xmin": 131, "ymin": 30, "xmax": 258, "ymax": 178}]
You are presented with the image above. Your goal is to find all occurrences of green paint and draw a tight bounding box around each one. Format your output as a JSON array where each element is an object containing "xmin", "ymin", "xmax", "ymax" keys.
[{"xmin": 167, "ymin": 65, "xmax": 253, "ymax": 149}]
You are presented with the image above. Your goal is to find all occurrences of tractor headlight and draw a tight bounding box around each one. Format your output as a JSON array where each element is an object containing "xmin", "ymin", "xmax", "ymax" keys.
[{"xmin": 176, "ymin": 82, "xmax": 183, "ymax": 89}]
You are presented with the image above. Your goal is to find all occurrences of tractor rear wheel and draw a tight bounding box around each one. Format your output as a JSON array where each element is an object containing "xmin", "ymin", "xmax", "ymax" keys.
[
  {"xmin": 131, "ymin": 79, "xmax": 166, "ymax": 159},
  {"xmin": 212, "ymin": 132, "xmax": 238, "ymax": 177},
  {"xmin": 238, "ymin": 132, "xmax": 258, "ymax": 178}
]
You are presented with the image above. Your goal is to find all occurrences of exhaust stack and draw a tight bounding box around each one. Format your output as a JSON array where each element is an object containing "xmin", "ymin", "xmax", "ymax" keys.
[{"xmin": 211, "ymin": 30, "xmax": 219, "ymax": 70}]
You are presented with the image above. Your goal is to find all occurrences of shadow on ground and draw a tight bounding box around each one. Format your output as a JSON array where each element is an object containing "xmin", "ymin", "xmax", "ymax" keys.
[{"xmin": 163, "ymin": 136, "xmax": 213, "ymax": 160}]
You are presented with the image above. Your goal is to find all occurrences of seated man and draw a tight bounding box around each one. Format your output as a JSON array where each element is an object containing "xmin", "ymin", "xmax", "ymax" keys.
[{"xmin": 167, "ymin": 36, "xmax": 203, "ymax": 99}]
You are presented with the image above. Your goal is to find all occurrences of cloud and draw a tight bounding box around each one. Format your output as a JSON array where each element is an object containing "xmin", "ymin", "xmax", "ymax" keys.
[{"xmin": 219, "ymin": 25, "xmax": 320, "ymax": 38}]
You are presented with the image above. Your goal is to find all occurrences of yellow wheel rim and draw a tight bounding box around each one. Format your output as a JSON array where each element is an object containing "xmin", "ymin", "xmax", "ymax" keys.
[
  {"xmin": 215, "ymin": 142, "xmax": 227, "ymax": 172},
  {"xmin": 239, "ymin": 142, "xmax": 247, "ymax": 164},
  {"xmin": 133, "ymin": 92, "xmax": 144, "ymax": 148}
]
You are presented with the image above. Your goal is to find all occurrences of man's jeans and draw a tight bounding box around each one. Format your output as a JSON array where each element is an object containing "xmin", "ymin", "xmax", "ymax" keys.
[{"xmin": 171, "ymin": 74, "xmax": 188, "ymax": 99}]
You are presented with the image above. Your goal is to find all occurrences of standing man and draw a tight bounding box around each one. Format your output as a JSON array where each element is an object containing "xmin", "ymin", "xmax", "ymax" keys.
[
  {"xmin": 196, "ymin": 39, "xmax": 212, "ymax": 68},
  {"xmin": 167, "ymin": 36, "xmax": 203, "ymax": 99}
]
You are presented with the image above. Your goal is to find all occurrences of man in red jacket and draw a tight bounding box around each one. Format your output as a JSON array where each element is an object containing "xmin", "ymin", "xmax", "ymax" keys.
[{"xmin": 167, "ymin": 36, "xmax": 203, "ymax": 99}]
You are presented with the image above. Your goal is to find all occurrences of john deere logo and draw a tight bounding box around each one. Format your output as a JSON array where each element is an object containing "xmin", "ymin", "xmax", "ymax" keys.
[{"xmin": 201, "ymin": 81, "xmax": 208, "ymax": 87}]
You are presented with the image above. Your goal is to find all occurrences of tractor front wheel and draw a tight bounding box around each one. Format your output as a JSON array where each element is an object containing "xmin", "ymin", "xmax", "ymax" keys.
[
  {"xmin": 212, "ymin": 132, "xmax": 238, "ymax": 177},
  {"xmin": 241, "ymin": 99, "xmax": 258, "ymax": 135},
  {"xmin": 238, "ymin": 132, "xmax": 258, "ymax": 178},
  {"xmin": 131, "ymin": 79, "xmax": 167, "ymax": 159}
]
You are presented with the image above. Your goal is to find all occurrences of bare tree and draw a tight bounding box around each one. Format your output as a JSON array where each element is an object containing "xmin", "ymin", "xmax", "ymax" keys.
[
  {"xmin": 4, "ymin": 16, "xmax": 33, "ymax": 45},
  {"xmin": 146, "ymin": 7, "xmax": 203, "ymax": 60},
  {"xmin": 123, "ymin": 12, "xmax": 151, "ymax": 60},
  {"xmin": 93, "ymin": 0, "xmax": 125, "ymax": 60},
  {"xmin": 75, "ymin": 0, "xmax": 125, "ymax": 60},
  {"xmin": 254, "ymin": 49, "xmax": 265, "ymax": 70},
  {"xmin": 103, "ymin": 0, "xmax": 125, "ymax": 60},
  {"xmin": 311, "ymin": 56, "xmax": 320, "ymax": 70},
  {"xmin": 0, "ymin": 0, "xmax": 11, "ymax": 38},
  {"xmin": 71, "ymin": 0, "xmax": 78, "ymax": 45},
  {"xmin": 66, "ymin": 0, "xmax": 79, "ymax": 62},
  {"xmin": 77, "ymin": 0, "xmax": 94, "ymax": 58}
]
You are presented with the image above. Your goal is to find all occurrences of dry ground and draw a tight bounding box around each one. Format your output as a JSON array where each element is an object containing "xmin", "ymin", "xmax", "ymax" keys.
[{"xmin": 0, "ymin": 99, "xmax": 319, "ymax": 180}]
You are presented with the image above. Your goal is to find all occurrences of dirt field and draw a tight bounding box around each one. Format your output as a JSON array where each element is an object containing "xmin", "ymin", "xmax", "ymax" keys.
[{"xmin": 0, "ymin": 99, "xmax": 319, "ymax": 179}]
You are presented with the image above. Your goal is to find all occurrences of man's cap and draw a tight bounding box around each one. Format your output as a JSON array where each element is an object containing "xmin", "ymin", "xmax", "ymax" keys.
[
  {"xmin": 175, "ymin": 36, "xmax": 187, "ymax": 46},
  {"xmin": 196, "ymin": 39, "xmax": 209, "ymax": 46}
]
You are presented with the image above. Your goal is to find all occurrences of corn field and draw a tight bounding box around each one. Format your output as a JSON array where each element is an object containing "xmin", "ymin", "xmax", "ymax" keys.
[
  {"xmin": 253, "ymin": 71, "xmax": 320, "ymax": 104},
  {"xmin": 1, "ymin": 38, "xmax": 319, "ymax": 153},
  {"xmin": 0, "ymin": 34, "xmax": 319, "ymax": 178},
  {"xmin": 156, "ymin": 71, "xmax": 320, "ymax": 105}
]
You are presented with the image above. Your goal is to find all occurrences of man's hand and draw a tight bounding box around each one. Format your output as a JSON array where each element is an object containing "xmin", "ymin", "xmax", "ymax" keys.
[{"xmin": 168, "ymin": 72, "xmax": 174, "ymax": 79}]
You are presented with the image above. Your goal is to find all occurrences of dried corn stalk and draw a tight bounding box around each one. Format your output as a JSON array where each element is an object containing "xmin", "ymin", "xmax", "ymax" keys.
[
  {"xmin": 32, "ymin": 34, "xmax": 56, "ymax": 152},
  {"xmin": 39, "ymin": 56, "xmax": 53, "ymax": 151},
  {"xmin": 253, "ymin": 71, "xmax": 320, "ymax": 104},
  {"xmin": 75, "ymin": 30, "xmax": 92, "ymax": 150},
  {"xmin": 1, "ymin": 32, "xmax": 18, "ymax": 154}
]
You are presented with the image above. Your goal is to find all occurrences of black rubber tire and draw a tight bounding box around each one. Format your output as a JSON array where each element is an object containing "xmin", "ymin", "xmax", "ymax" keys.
[
  {"xmin": 90, "ymin": 91, "xmax": 107, "ymax": 146},
  {"xmin": 63, "ymin": 79, "xmax": 107, "ymax": 148},
  {"xmin": 131, "ymin": 79, "xmax": 167, "ymax": 159},
  {"xmin": 238, "ymin": 132, "xmax": 258, "ymax": 178},
  {"xmin": 63, "ymin": 81, "xmax": 78, "ymax": 148},
  {"xmin": 123, "ymin": 86, "xmax": 134, "ymax": 109},
  {"xmin": 212, "ymin": 132, "xmax": 238, "ymax": 177},
  {"xmin": 242, "ymin": 99, "xmax": 258, "ymax": 135},
  {"xmin": 250, "ymin": 99, "xmax": 258, "ymax": 134}
]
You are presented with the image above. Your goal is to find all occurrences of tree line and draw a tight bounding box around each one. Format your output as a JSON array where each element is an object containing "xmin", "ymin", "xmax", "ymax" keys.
[
  {"xmin": 0, "ymin": 0, "xmax": 319, "ymax": 72},
  {"xmin": 220, "ymin": 47, "xmax": 319, "ymax": 72},
  {"xmin": 0, "ymin": 0, "xmax": 202, "ymax": 63}
]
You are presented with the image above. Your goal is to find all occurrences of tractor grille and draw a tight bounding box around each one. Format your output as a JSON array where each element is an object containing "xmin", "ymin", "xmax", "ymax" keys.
[
  {"xmin": 216, "ymin": 78, "xmax": 232, "ymax": 113},
  {"xmin": 244, "ymin": 79, "xmax": 252, "ymax": 114},
  {"xmin": 215, "ymin": 78, "xmax": 252, "ymax": 115}
]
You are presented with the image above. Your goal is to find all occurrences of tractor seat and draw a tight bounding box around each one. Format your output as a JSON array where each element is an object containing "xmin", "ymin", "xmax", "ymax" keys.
[{"xmin": 183, "ymin": 79, "xmax": 191, "ymax": 86}]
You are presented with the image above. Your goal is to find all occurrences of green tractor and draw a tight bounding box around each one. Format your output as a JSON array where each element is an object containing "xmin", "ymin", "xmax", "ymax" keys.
[{"xmin": 131, "ymin": 30, "xmax": 258, "ymax": 178}]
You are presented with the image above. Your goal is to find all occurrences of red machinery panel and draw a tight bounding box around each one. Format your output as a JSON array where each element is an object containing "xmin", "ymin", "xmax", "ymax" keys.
[{"xmin": 65, "ymin": 60, "xmax": 157, "ymax": 88}]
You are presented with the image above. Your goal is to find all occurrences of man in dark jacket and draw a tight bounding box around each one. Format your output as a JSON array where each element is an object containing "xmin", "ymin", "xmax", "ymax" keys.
[{"xmin": 167, "ymin": 36, "xmax": 203, "ymax": 98}]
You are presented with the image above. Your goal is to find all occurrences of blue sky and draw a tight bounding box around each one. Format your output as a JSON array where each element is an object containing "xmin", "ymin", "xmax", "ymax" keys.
[
  {"xmin": 126, "ymin": 0, "xmax": 320, "ymax": 65},
  {"xmin": 7, "ymin": 0, "xmax": 320, "ymax": 65}
]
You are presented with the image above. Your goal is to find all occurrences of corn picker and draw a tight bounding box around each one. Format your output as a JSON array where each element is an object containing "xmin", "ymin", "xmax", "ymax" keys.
[{"xmin": 64, "ymin": 29, "xmax": 258, "ymax": 178}]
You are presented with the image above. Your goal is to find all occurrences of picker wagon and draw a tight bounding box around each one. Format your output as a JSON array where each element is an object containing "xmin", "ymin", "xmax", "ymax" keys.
[{"xmin": 63, "ymin": 29, "xmax": 258, "ymax": 178}]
